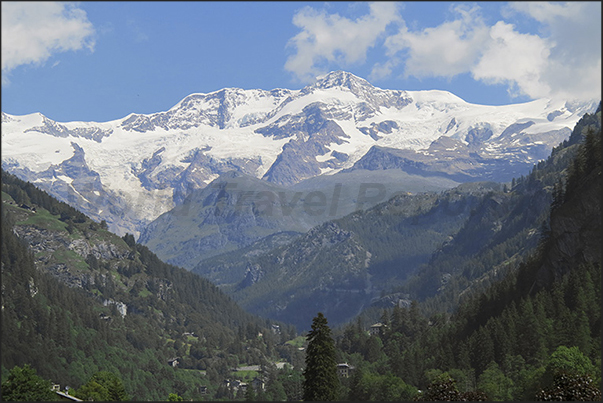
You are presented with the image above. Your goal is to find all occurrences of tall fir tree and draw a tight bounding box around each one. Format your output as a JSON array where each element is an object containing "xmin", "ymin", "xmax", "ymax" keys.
[{"xmin": 303, "ymin": 313, "xmax": 339, "ymax": 401}]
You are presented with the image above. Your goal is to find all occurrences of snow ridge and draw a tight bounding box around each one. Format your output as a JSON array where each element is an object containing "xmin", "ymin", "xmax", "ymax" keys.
[{"xmin": 2, "ymin": 71, "xmax": 598, "ymax": 236}]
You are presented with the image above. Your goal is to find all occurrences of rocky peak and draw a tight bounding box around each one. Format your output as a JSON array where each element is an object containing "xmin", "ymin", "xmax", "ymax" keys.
[
  {"xmin": 309, "ymin": 70, "xmax": 373, "ymax": 92},
  {"xmin": 22, "ymin": 115, "xmax": 112, "ymax": 142},
  {"xmin": 1, "ymin": 112, "xmax": 15, "ymax": 123},
  {"xmin": 301, "ymin": 70, "xmax": 412, "ymax": 111},
  {"xmin": 121, "ymin": 86, "xmax": 295, "ymax": 132}
]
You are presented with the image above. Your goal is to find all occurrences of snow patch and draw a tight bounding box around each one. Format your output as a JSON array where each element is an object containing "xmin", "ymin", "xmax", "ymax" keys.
[{"xmin": 56, "ymin": 175, "xmax": 73, "ymax": 184}]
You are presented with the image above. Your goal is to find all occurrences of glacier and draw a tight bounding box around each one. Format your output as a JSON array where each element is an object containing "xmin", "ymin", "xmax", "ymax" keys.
[{"xmin": 2, "ymin": 70, "xmax": 598, "ymax": 237}]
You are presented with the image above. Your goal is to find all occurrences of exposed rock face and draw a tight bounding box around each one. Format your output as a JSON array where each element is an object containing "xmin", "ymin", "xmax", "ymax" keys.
[
  {"xmin": 25, "ymin": 116, "xmax": 113, "ymax": 142},
  {"xmin": 464, "ymin": 124, "xmax": 493, "ymax": 145},
  {"xmin": 103, "ymin": 299, "xmax": 128, "ymax": 317},
  {"xmin": 370, "ymin": 292, "xmax": 412, "ymax": 308},
  {"xmin": 260, "ymin": 103, "xmax": 351, "ymax": 186},
  {"xmin": 68, "ymin": 237, "xmax": 131, "ymax": 260},
  {"xmin": 14, "ymin": 226, "xmax": 71, "ymax": 254},
  {"xmin": 238, "ymin": 263, "xmax": 264, "ymax": 289},
  {"xmin": 358, "ymin": 120, "xmax": 400, "ymax": 140},
  {"xmin": 13, "ymin": 224, "xmax": 130, "ymax": 290},
  {"xmin": 350, "ymin": 126, "xmax": 572, "ymax": 183}
]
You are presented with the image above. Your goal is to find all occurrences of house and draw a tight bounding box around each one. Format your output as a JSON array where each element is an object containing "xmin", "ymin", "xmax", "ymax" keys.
[
  {"xmin": 368, "ymin": 322, "xmax": 386, "ymax": 336},
  {"xmin": 167, "ymin": 357, "xmax": 180, "ymax": 367},
  {"xmin": 271, "ymin": 324, "xmax": 281, "ymax": 334},
  {"xmin": 19, "ymin": 204, "xmax": 36, "ymax": 212},
  {"xmin": 227, "ymin": 379, "xmax": 247, "ymax": 394},
  {"xmin": 251, "ymin": 377, "xmax": 265, "ymax": 391},
  {"xmin": 199, "ymin": 386, "xmax": 208, "ymax": 395},
  {"xmin": 336, "ymin": 363, "xmax": 355, "ymax": 378}
]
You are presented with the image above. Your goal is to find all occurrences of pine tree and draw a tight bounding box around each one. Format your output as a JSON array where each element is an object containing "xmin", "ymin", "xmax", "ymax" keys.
[
  {"xmin": 391, "ymin": 305, "xmax": 406, "ymax": 334},
  {"xmin": 470, "ymin": 326, "xmax": 495, "ymax": 374},
  {"xmin": 245, "ymin": 384, "xmax": 255, "ymax": 401},
  {"xmin": 303, "ymin": 312, "xmax": 339, "ymax": 401}
]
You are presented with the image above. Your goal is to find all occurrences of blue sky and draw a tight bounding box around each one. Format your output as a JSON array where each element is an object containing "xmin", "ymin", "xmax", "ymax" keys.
[{"xmin": 2, "ymin": 1, "xmax": 601, "ymax": 123}]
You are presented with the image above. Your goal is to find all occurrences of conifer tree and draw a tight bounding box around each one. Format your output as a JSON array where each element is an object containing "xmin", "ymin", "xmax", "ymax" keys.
[
  {"xmin": 303, "ymin": 312, "xmax": 339, "ymax": 401},
  {"xmin": 244, "ymin": 384, "xmax": 255, "ymax": 401},
  {"xmin": 391, "ymin": 305, "xmax": 405, "ymax": 334}
]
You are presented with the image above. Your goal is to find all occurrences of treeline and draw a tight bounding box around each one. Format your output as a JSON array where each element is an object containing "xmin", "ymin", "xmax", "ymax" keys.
[{"xmin": 1, "ymin": 170, "xmax": 89, "ymax": 225}]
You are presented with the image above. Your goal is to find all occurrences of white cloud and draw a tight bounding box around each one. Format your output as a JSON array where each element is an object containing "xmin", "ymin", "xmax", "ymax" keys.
[
  {"xmin": 507, "ymin": 1, "xmax": 584, "ymax": 25},
  {"xmin": 506, "ymin": 1, "xmax": 602, "ymax": 101},
  {"xmin": 383, "ymin": 4, "xmax": 490, "ymax": 78},
  {"xmin": 1, "ymin": 2, "xmax": 95, "ymax": 75},
  {"xmin": 399, "ymin": 1, "xmax": 601, "ymax": 102},
  {"xmin": 285, "ymin": 2, "xmax": 401, "ymax": 83},
  {"xmin": 472, "ymin": 21, "xmax": 552, "ymax": 99},
  {"xmin": 369, "ymin": 58, "xmax": 399, "ymax": 81},
  {"xmin": 288, "ymin": 2, "xmax": 601, "ymax": 103}
]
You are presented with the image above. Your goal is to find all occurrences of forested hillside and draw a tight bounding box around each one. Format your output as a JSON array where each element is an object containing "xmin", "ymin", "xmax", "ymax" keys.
[
  {"xmin": 1, "ymin": 170, "xmax": 303, "ymax": 400},
  {"xmin": 387, "ymin": 102, "xmax": 602, "ymax": 316},
  {"xmin": 199, "ymin": 181, "xmax": 500, "ymax": 331},
  {"xmin": 329, "ymin": 104, "xmax": 601, "ymax": 401}
]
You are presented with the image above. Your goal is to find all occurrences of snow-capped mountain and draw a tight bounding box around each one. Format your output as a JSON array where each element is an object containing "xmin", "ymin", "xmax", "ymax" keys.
[{"xmin": 2, "ymin": 71, "xmax": 598, "ymax": 237}]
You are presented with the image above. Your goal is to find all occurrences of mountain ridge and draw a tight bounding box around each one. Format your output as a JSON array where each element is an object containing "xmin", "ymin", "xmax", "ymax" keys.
[
  {"xmin": 192, "ymin": 104, "xmax": 600, "ymax": 330},
  {"xmin": 2, "ymin": 71, "xmax": 598, "ymax": 238}
]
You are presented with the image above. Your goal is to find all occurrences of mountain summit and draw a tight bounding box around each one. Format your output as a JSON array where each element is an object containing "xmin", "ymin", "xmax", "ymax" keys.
[
  {"xmin": 1, "ymin": 71, "xmax": 597, "ymax": 236},
  {"xmin": 308, "ymin": 70, "xmax": 382, "ymax": 96}
]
